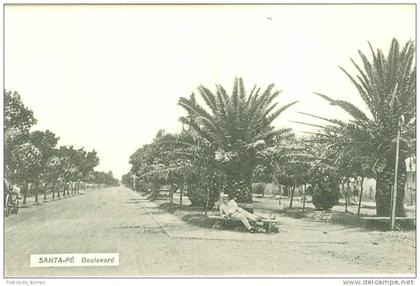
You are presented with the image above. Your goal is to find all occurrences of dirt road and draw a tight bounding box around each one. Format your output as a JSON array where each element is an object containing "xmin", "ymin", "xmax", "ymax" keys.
[{"xmin": 5, "ymin": 186, "xmax": 415, "ymax": 277}]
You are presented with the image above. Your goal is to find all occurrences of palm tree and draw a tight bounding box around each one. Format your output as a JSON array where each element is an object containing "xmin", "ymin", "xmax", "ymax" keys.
[
  {"xmin": 312, "ymin": 38, "xmax": 415, "ymax": 216},
  {"xmin": 178, "ymin": 78, "xmax": 297, "ymax": 203}
]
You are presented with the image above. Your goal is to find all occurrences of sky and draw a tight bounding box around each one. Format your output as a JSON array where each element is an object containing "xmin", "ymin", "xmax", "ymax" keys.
[{"xmin": 4, "ymin": 4, "xmax": 415, "ymax": 179}]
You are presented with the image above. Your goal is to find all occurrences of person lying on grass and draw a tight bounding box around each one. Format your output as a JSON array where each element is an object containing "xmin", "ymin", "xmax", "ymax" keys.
[{"xmin": 219, "ymin": 193, "xmax": 262, "ymax": 233}]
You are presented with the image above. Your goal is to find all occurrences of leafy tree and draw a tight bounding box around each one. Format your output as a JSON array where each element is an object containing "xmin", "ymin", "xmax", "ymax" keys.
[
  {"xmin": 302, "ymin": 128, "xmax": 374, "ymax": 213},
  {"xmin": 178, "ymin": 78, "xmax": 297, "ymax": 202},
  {"xmin": 4, "ymin": 90, "xmax": 37, "ymax": 143},
  {"xmin": 308, "ymin": 166, "xmax": 340, "ymax": 211},
  {"xmin": 251, "ymin": 136, "xmax": 311, "ymax": 208},
  {"xmin": 128, "ymin": 131, "xmax": 166, "ymax": 193},
  {"xmin": 313, "ymin": 39, "xmax": 415, "ymax": 216},
  {"xmin": 333, "ymin": 145, "xmax": 373, "ymax": 214},
  {"xmin": 9, "ymin": 143, "xmax": 42, "ymax": 204},
  {"xmin": 121, "ymin": 172, "xmax": 132, "ymax": 187},
  {"xmin": 56, "ymin": 147, "xmax": 100, "ymax": 195},
  {"xmin": 70, "ymin": 148, "xmax": 99, "ymax": 193},
  {"xmin": 282, "ymin": 135, "xmax": 342, "ymax": 211},
  {"xmin": 29, "ymin": 130, "xmax": 59, "ymax": 201},
  {"xmin": 5, "ymin": 90, "xmax": 103, "ymax": 203},
  {"xmin": 302, "ymin": 138, "xmax": 341, "ymax": 211},
  {"xmin": 57, "ymin": 146, "xmax": 79, "ymax": 196},
  {"xmin": 275, "ymin": 159, "xmax": 310, "ymax": 208},
  {"xmin": 129, "ymin": 131, "xmax": 189, "ymax": 203},
  {"xmin": 4, "ymin": 90, "xmax": 37, "ymax": 184},
  {"xmin": 158, "ymin": 130, "xmax": 221, "ymax": 209},
  {"xmin": 45, "ymin": 154, "xmax": 65, "ymax": 199},
  {"xmin": 251, "ymin": 164, "xmax": 274, "ymax": 197},
  {"xmin": 84, "ymin": 150, "xmax": 100, "ymax": 178},
  {"xmin": 91, "ymin": 171, "xmax": 119, "ymax": 186},
  {"xmin": 78, "ymin": 149, "xmax": 100, "ymax": 191}
]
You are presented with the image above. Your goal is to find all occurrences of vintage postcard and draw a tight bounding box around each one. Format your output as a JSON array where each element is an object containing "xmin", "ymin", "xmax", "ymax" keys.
[{"xmin": 3, "ymin": 3, "xmax": 416, "ymax": 285}]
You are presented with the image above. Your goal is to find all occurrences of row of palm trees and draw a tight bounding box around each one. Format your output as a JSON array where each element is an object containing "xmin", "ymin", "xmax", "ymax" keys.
[
  {"xmin": 124, "ymin": 38, "xmax": 415, "ymax": 217},
  {"xmin": 306, "ymin": 39, "xmax": 416, "ymax": 216}
]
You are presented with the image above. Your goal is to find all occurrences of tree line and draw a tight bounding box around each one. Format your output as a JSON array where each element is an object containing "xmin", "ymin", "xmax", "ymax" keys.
[
  {"xmin": 5, "ymin": 90, "xmax": 119, "ymax": 205},
  {"xmin": 122, "ymin": 38, "xmax": 415, "ymax": 217}
]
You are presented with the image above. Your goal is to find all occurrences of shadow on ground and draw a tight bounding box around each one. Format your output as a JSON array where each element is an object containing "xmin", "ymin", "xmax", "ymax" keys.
[{"xmin": 275, "ymin": 207, "xmax": 416, "ymax": 231}]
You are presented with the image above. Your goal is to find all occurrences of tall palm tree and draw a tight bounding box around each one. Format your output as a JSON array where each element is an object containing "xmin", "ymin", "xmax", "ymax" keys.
[
  {"xmin": 312, "ymin": 38, "xmax": 415, "ymax": 216},
  {"xmin": 178, "ymin": 78, "xmax": 297, "ymax": 203}
]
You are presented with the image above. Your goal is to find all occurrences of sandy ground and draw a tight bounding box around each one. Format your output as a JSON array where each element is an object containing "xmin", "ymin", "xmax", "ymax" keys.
[{"xmin": 4, "ymin": 186, "xmax": 416, "ymax": 277}]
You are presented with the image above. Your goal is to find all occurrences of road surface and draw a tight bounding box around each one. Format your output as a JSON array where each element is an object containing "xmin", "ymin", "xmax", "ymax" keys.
[{"xmin": 5, "ymin": 186, "xmax": 415, "ymax": 277}]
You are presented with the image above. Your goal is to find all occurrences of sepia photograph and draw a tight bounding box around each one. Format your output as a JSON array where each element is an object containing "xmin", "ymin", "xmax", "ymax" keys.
[{"xmin": 3, "ymin": 2, "xmax": 417, "ymax": 283}]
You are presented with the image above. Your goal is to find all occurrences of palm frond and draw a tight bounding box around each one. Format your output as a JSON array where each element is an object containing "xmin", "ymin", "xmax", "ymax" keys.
[{"xmin": 314, "ymin": 92, "xmax": 369, "ymax": 121}]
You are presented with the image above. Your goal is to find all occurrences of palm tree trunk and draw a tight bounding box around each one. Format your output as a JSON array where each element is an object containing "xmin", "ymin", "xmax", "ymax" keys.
[
  {"xmin": 225, "ymin": 177, "xmax": 253, "ymax": 203},
  {"xmin": 303, "ymin": 184, "xmax": 307, "ymax": 213},
  {"xmin": 43, "ymin": 185, "xmax": 47, "ymax": 201},
  {"xmin": 375, "ymin": 159, "xmax": 406, "ymax": 217}
]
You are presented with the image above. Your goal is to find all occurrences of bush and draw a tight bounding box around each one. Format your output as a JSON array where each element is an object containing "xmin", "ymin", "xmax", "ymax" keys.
[
  {"xmin": 311, "ymin": 185, "xmax": 340, "ymax": 210},
  {"xmin": 186, "ymin": 182, "xmax": 219, "ymax": 208},
  {"xmin": 308, "ymin": 169, "xmax": 340, "ymax": 210}
]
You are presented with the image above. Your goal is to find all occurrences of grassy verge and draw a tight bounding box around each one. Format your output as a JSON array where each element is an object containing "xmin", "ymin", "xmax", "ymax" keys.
[
  {"xmin": 152, "ymin": 196, "xmax": 415, "ymax": 231},
  {"xmin": 158, "ymin": 201, "xmax": 248, "ymax": 231}
]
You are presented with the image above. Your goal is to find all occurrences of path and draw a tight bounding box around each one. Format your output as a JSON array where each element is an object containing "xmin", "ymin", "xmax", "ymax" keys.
[{"xmin": 5, "ymin": 186, "xmax": 415, "ymax": 277}]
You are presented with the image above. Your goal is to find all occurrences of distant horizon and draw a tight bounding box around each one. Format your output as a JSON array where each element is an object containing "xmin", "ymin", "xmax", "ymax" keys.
[{"xmin": 5, "ymin": 4, "xmax": 415, "ymax": 179}]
